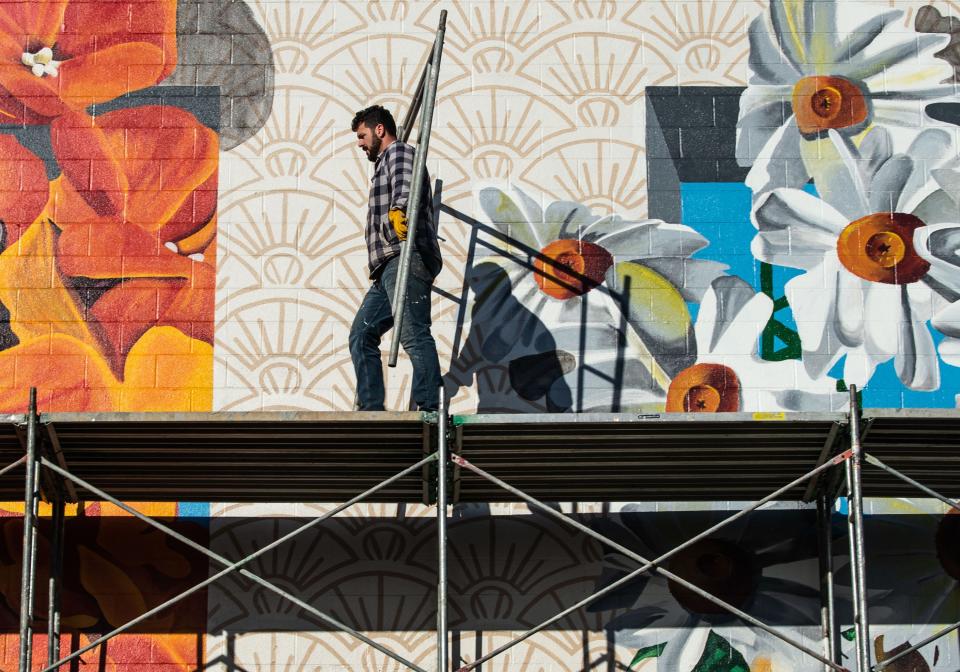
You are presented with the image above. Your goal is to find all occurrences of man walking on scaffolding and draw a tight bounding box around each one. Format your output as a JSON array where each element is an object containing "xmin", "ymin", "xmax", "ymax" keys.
[{"xmin": 349, "ymin": 105, "xmax": 443, "ymax": 412}]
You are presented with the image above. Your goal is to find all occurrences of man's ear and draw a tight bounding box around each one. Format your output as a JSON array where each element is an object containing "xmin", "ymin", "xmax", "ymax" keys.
[{"xmin": 375, "ymin": 123, "xmax": 386, "ymax": 139}]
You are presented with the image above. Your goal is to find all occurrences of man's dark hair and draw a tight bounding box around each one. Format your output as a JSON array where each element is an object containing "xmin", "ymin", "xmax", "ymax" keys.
[{"xmin": 351, "ymin": 105, "xmax": 398, "ymax": 137}]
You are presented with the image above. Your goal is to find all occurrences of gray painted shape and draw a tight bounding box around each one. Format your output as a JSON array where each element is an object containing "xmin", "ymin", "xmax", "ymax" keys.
[{"xmin": 161, "ymin": 0, "xmax": 275, "ymax": 150}]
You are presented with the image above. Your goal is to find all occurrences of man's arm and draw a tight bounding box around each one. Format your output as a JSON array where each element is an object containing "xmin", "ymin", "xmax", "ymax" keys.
[{"xmin": 387, "ymin": 144, "xmax": 415, "ymax": 240}]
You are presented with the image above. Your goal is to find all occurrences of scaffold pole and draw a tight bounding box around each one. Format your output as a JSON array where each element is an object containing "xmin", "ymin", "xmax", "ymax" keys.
[
  {"xmin": 817, "ymin": 493, "xmax": 840, "ymax": 669},
  {"xmin": 845, "ymin": 386, "xmax": 871, "ymax": 671},
  {"xmin": 47, "ymin": 497, "xmax": 65, "ymax": 665},
  {"xmin": 18, "ymin": 387, "xmax": 39, "ymax": 672},
  {"xmin": 437, "ymin": 386, "xmax": 449, "ymax": 672}
]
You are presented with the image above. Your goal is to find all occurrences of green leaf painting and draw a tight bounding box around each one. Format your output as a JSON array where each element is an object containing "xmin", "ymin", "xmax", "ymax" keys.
[
  {"xmin": 691, "ymin": 631, "xmax": 750, "ymax": 672},
  {"xmin": 630, "ymin": 642, "xmax": 667, "ymax": 669}
]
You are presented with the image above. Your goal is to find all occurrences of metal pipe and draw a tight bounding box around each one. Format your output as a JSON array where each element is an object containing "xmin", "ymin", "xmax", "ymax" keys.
[
  {"xmin": 845, "ymin": 386, "xmax": 871, "ymax": 672},
  {"xmin": 817, "ymin": 494, "xmax": 839, "ymax": 669},
  {"xmin": 47, "ymin": 498, "xmax": 65, "ymax": 666},
  {"xmin": 18, "ymin": 388, "xmax": 38, "ymax": 672},
  {"xmin": 873, "ymin": 619, "xmax": 960, "ymax": 670},
  {"xmin": 39, "ymin": 454, "xmax": 437, "ymax": 672},
  {"xmin": 863, "ymin": 453, "xmax": 959, "ymax": 511},
  {"xmin": 452, "ymin": 453, "xmax": 852, "ymax": 672},
  {"xmin": 399, "ymin": 52, "xmax": 431, "ymax": 143},
  {"xmin": 437, "ymin": 386, "xmax": 448, "ymax": 672},
  {"xmin": 388, "ymin": 9, "xmax": 447, "ymax": 366},
  {"xmin": 0, "ymin": 454, "xmax": 26, "ymax": 478}
]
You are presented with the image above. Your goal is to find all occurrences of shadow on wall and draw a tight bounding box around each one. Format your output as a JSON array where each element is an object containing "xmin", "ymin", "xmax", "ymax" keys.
[
  {"xmin": 439, "ymin": 200, "xmax": 683, "ymax": 413},
  {"xmin": 1, "ymin": 509, "xmax": 956, "ymax": 668},
  {"xmin": 0, "ymin": 509, "xmax": 934, "ymax": 636},
  {"xmin": 446, "ymin": 261, "xmax": 574, "ymax": 413}
]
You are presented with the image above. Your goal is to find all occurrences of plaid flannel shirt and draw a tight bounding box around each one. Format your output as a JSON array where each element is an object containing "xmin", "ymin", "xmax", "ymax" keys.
[{"xmin": 366, "ymin": 141, "xmax": 442, "ymax": 278}]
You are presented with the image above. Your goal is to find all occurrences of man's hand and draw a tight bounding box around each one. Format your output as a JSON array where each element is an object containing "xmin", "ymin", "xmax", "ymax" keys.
[{"xmin": 389, "ymin": 208, "xmax": 408, "ymax": 241}]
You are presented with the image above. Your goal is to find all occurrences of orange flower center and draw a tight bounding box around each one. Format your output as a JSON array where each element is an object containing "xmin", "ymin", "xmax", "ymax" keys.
[
  {"xmin": 792, "ymin": 75, "xmax": 868, "ymax": 135},
  {"xmin": 666, "ymin": 363, "xmax": 741, "ymax": 413},
  {"xmin": 534, "ymin": 239, "xmax": 613, "ymax": 300},
  {"xmin": 667, "ymin": 539, "xmax": 758, "ymax": 615},
  {"xmin": 836, "ymin": 213, "xmax": 930, "ymax": 284}
]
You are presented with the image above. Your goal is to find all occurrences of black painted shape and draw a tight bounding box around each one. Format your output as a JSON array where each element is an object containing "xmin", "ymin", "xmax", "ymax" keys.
[{"xmin": 926, "ymin": 102, "xmax": 960, "ymax": 127}]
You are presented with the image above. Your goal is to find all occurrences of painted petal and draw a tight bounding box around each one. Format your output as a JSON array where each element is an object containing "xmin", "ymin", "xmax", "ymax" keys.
[
  {"xmin": 862, "ymin": 283, "xmax": 901, "ymax": 355},
  {"xmin": 776, "ymin": 387, "xmax": 849, "ymax": 411},
  {"xmin": 746, "ymin": 14, "xmax": 801, "ymax": 84},
  {"xmin": 736, "ymin": 86, "xmax": 792, "ymax": 166},
  {"xmin": 0, "ymin": 134, "xmax": 49, "ymax": 248},
  {"xmin": 112, "ymin": 107, "xmax": 219, "ymax": 237},
  {"xmin": 638, "ymin": 258, "xmax": 727, "ymax": 302},
  {"xmin": 939, "ymin": 335, "xmax": 960, "ymax": 367},
  {"xmin": 744, "ymin": 118, "xmax": 809, "ymax": 196},
  {"xmin": 816, "ymin": 130, "xmax": 870, "ymax": 219},
  {"xmin": 830, "ymin": 9, "xmax": 900, "ymax": 65},
  {"xmin": 58, "ymin": 44, "xmax": 171, "ymax": 110},
  {"xmin": 92, "ymin": 276, "xmax": 214, "ymax": 376},
  {"xmin": 0, "ymin": 59, "xmax": 65, "ymax": 117},
  {"xmin": 545, "ymin": 199, "xmax": 597, "ymax": 242},
  {"xmin": 479, "ymin": 187, "xmax": 539, "ymax": 252},
  {"xmin": 915, "ymin": 223, "xmax": 960, "ymax": 296},
  {"xmin": 867, "ymin": 155, "xmax": 913, "ymax": 214},
  {"xmin": 0, "ymin": 218, "xmax": 103, "ymax": 352},
  {"xmin": 51, "ymin": 109, "xmax": 127, "ymax": 220},
  {"xmin": 592, "ymin": 220, "xmax": 708, "ymax": 259},
  {"xmin": 510, "ymin": 187, "xmax": 544, "ymax": 233},
  {"xmin": 845, "ymin": 344, "xmax": 894, "ymax": 388},
  {"xmin": 603, "ymin": 261, "xmax": 694, "ymax": 381},
  {"xmin": 57, "ymin": 220, "xmax": 200, "ymax": 280},
  {"xmin": 751, "ymin": 188, "xmax": 845, "ymax": 267},
  {"xmin": 59, "ymin": 0, "xmax": 176, "ymax": 66},
  {"xmin": 52, "ymin": 107, "xmax": 218, "ymax": 238},
  {"xmin": 0, "ymin": 334, "xmax": 118, "ymax": 412},
  {"xmin": 871, "ymin": 99, "xmax": 935, "ymax": 130},
  {"xmin": 932, "ymin": 300, "xmax": 960, "ymax": 338},
  {"xmin": 845, "ymin": 31, "xmax": 950, "ymax": 83},
  {"xmin": 896, "ymin": 284, "xmax": 939, "ymax": 390},
  {"xmin": 896, "ymin": 130, "xmax": 955, "ymax": 213},
  {"xmin": 786, "ymin": 263, "xmax": 843, "ymax": 378},
  {"xmin": 835, "ymin": 267, "xmax": 866, "ymax": 347},
  {"xmin": 694, "ymin": 275, "xmax": 770, "ymax": 357},
  {"xmin": 768, "ymin": 1, "xmax": 810, "ymax": 73},
  {"xmin": 0, "ymin": 0, "xmax": 68, "ymax": 49}
]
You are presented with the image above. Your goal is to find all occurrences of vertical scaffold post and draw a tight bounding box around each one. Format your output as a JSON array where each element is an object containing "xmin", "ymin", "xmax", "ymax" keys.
[
  {"xmin": 845, "ymin": 385, "xmax": 871, "ymax": 671},
  {"xmin": 817, "ymin": 494, "xmax": 839, "ymax": 670},
  {"xmin": 388, "ymin": 9, "xmax": 447, "ymax": 367},
  {"xmin": 18, "ymin": 387, "xmax": 39, "ymax": 672},
  {"xmin": 436, "ymin": 386, "xmax": 449, "ymax": 672},
  {"xmin": 47, "ymin": 497, "xmax": 66, "ymax": 665}
]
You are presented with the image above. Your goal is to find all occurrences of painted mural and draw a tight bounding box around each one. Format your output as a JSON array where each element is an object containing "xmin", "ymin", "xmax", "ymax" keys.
[{"xmin": 0, "ymin": 0, "xmax": 959, "ymax": 671}]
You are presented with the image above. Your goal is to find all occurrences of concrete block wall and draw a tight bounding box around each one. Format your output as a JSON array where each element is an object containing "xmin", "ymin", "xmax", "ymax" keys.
[{"xmin": 1, "ymin": 1, "xmax": 960, "ymax": 671}]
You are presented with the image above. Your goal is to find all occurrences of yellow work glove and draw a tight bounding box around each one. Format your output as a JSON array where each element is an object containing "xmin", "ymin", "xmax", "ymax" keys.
[{"xmin": 389, "ymin": 208, "xmax": 408, "ymax": 241}]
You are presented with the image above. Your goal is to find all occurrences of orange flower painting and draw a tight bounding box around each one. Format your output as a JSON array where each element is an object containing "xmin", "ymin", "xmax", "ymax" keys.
[
  {"xmin": 0, "ymin": 15, "xmax": 215, "ymax": 413},
  {"xmin": 0, "ymin": 0, "xmax": 177, "ymax": 123}
]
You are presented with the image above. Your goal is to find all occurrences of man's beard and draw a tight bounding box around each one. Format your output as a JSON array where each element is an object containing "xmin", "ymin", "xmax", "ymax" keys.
[{"xmin": 365, "ymin": 135, "xmax": 382, "ymax": 162}]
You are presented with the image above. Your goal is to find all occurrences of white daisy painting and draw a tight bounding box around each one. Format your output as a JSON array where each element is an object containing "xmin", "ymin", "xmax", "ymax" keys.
[{"xmin": 737, "ymin": 0, "xmax": 955, "ymax": 197}]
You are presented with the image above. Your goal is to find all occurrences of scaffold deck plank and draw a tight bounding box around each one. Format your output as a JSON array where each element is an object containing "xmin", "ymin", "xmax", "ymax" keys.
[{"xmin": 0, "ymin": 409, "xmax": 957, "ymax": 503}]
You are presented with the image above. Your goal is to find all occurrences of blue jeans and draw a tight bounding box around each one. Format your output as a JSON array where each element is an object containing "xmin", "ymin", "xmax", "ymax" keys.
[{"xmin": 349, "ymin": 253, "xmax": 442, "ymax": 411}]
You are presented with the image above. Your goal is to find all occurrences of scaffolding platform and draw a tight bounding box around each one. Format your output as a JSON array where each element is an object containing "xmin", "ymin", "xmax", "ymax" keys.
[
  {"xmin": 0, "ymin": 411, "xmax": 432, "ymax": 503},
  {"xmin": 2, "ymin": 409, "xmax": 959, "ymax": 504},
  {"xmin": 4, "ymin": 401, "xmax": 960, "ymax": 672}
]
